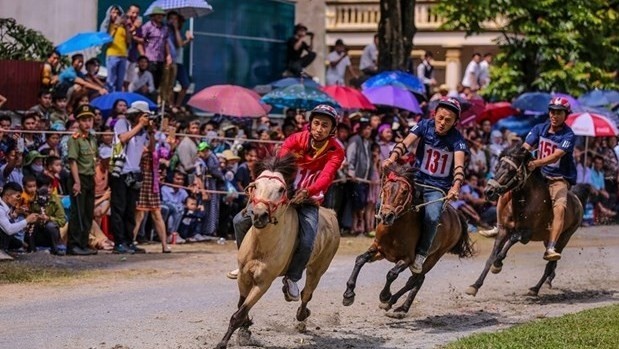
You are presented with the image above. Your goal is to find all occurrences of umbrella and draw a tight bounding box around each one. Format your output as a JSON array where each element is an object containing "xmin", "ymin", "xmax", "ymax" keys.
[
  {"xmin": 56, "ymin": 32, "xmax": 112, "ymax": 55},
  {"xmin": 362, "ymin": 71, "xmax": 426, "ymax": 100},
  {"xmin": 566, "ymin": 112, "xmax": 618, "ymax": 137},
  {"xmin": 578, "ymin": 90, "xmax": 619, "ymax": 108},
  {"xmin": 362, "ymin": 86, "xmax": 422, "ymax": 114},
  {"xmin": 512, "ymin": 92, "xmax": 552, "ymax": 114},
  {"xmin": 271, "ymin": 77, "xmax": 321, "ymax": 89},
  {"xmin": 322, "ymin": 86, "xmax": 375, "ymax": 110},
  {"xmin": 261, "ymin": 84, "xmax": 339, "ymax": 110},
  {"xmin": 90, "ymin": 92, "xmax": 156, "ymax": 117},
  {"xmin": 188, "ymin": 85, "xmax": 271, "ymax": 117},
  {"xmin": 478, "ymin": 102, "xmax": 518, "ymax": 124},
  {"xmin": 145, "ymin": 0, "xmax": 213, "ymax": 18},
  {"xmin": 459, "ymin": 99, "xmax": 485, "ymax": 125}
]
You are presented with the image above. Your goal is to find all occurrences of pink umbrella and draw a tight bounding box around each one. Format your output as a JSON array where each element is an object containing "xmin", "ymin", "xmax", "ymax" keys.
[
  {"xmin": 459, "ymin": 98, "xmax": 485, "ymax": 126},
  {"xmin": 566, "ymin": 112, "xmax": 618, "ymax": 137},
  {"xmin": 566, "ymin": 112, "xmax": 618, "ymax": 165},
  {"xmin": 188, "ymin": 85, "xmax": 271, "ymax": 117},
  {"xmin": 322, "ymin": 86, "xmax": 375, "ymax": 110},
  {"xmin": 478, "ymin": 102, "xmax": 518, "ymax": 124}
]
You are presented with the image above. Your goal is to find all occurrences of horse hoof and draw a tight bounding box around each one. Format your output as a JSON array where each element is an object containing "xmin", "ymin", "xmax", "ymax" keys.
[
  {"xmin": 385, "ymin": 311, "xmax": 407, "ymax": 319},
  {"xmin": 379, "ymin": 292, "xmax": 392, "ymax": 303},
  {"xmin": 490, "ymin": 265, "xmax": 502, "ymax": 274},
  {"xmin": 296, "ymin": 321, "xmax": 307, "ymax": 333},
  {"xmin": 296, "ymin": 307, "xmax": 311, "ymax": 322},
  {"xmin": 527, "ymin": 288, "xmax": 539, "ymax": 297},
  {"xmin": 465, "ymin": 286, "xmax": 478, "ymax": 296},
  {"xmin": 215, "ymin": 342, "xmax": 227, "ymax": 349},
  {"xmin": 342, "ymin": 295, "xmax": 355, "ymax": 307},
  {"xmin": 379, "ymin": 302, "xmax": 392, "ymax": 311},
  {"xmin": 237, "ymin": 328, "xmax": 252, "ymax": 347}
]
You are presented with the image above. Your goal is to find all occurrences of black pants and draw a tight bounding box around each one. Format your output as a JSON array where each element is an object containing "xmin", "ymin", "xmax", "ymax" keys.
[
  {"xmin": 110, "ymin": 175, "xmax": 140, "ymax": 246},
  {"xmin": 149, "ymin": 61, "xmax": 165, "ymax": 90},
  {"xmin": 68, "ymin": 174, "xmax": 94, "ymax": 250},
  {"xmin": 0, "ymin": 231, "xmax": 24, "ymax": 251},
  {"xmin": 32, "ymin": 222, "xmax": 61, "ymax": 252},
  {"xmin": 288, "ymin": 51, "xmax": 317, "ymax": 76}
]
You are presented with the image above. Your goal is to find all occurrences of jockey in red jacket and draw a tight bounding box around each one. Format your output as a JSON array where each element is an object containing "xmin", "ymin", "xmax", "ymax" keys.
[{"xmin": 228, "ymin": 104, "xmax": 345, "ymax": 302}]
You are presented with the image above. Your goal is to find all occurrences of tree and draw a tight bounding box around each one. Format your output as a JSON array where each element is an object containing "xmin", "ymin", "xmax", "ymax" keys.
[
  {"xmin": 435, "ymin": 0, "xmax": 619, "ymax": 100},
  {"xmin": 378, "ymin": 0, "xmax": 416, "ymax": 71},
  {"xmin": 0, "ymin": 18, "xmax": 54, "ymax": 61}
]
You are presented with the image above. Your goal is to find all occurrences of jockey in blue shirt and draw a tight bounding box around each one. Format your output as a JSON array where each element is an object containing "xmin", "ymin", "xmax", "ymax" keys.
[
  {"xmin": 523, "ymin": 96, "xmax": 576, "ymax": 261},
  {"xmin": 383, "ymin": 97, "xmax": 468, "ymax": 273}
]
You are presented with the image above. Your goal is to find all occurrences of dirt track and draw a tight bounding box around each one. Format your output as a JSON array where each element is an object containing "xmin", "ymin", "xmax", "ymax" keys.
[{"xmin": 1, "ymin": 225, "xmax": 618, "ymax": 349}]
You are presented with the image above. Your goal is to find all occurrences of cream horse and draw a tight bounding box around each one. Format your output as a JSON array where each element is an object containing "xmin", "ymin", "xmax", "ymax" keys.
[{"xmin": 216, "ymin": 154, "xmax": 340, "ymax": 349}]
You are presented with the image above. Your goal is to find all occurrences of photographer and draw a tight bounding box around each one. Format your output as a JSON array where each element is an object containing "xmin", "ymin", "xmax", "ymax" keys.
[
  {"xmin": 109, "ymin": 101, "xmax": 150, "ymax": 254},
  {"xmin": 286, "ymin": 23, "xmax": 316, "ymax": 77},
  {"xmin": 29, "ymin": 176, "xmax": 66, "ymax": 256},
  {"xmin": 66, "ymin": 105, "xmax": 98, "ymax": 256},
  {"xmin": 0, "ymin": 182, "xmax": 40, "ymax": 256}
]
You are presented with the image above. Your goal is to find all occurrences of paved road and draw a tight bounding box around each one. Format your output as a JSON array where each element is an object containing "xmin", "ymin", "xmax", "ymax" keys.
[{"xmin": 1, "ymin": 226, "xmax": 618, "ymax": 349}]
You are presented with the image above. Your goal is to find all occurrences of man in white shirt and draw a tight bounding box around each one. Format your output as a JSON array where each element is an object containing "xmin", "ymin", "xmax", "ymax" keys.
[
  {"xmin": 359, "ymin": 34, "xmax": 379, "ymax": 76},
  {"xmin": 461, "ymin": 53, "xmax": 481, "ymax": 90},
  {"xmin": 417, "ymin": 50, "xmax": 437, "ymax": 100},
  {"xmin": 326, "ymin": 39, "xmax": 358, "ymax": 86},
  {"xmin": 128, "ymin": 55, "xmax": 155, "ymax": 97},
  {"xmin": 0, "ymin": 182, "xmax": 41, "ymax": 256},
  {"xmin": 478, "ymin": 53, "xmax": 493, "ymax": 89}
]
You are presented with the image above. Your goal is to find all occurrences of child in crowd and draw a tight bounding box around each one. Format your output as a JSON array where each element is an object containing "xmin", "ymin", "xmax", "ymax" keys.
[
  {"xmin": 29, "ymin": 176, "xmax": 66, "ymax": 255},
  {"xmin": 177, "ymin": 195, "xmax": 207, "ymax": 241},
  {"xmin": 40, "ymin": 155, "xmax": 66, "ymax": 195},
  {"xmin": 38, "ymin": 132, "xmax": 62, "ymax": 157}
]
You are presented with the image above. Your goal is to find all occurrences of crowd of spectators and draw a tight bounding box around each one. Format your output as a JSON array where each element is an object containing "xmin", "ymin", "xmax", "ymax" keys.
[{"xmin": 0, "ymin": 8, "xmax": 617, "ymax": 261}]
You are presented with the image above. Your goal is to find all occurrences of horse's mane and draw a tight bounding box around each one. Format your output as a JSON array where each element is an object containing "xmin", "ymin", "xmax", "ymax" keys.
[
  {"xmin": 254, "ymin": 153, "xmax": 298, "ymax": 185},
  {"xmin": 500, "ymin": 144, "xmax": 533, "ymax": 163},
  {"xmin": 385, "ymin": 163, "xmax": 415, "ymax": 183}
]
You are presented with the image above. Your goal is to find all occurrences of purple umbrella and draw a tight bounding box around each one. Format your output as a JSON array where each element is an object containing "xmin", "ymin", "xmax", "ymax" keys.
[{"xmin": 362, "ymin": 86, "xmax": 422, "ymax": 114}]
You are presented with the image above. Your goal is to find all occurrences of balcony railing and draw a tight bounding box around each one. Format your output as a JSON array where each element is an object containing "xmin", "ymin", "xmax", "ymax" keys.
[{"xmin": 326, "ymin": 0, "xmax": 503, "ymax": 31}]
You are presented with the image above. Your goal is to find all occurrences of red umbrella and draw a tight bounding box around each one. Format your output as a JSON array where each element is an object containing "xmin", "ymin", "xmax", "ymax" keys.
[
  {"xmin": 188, "ymin": 84, "xmax": 271, "ymax": 117},
  {"xmin": 478, "ymin": 102, "xmax": 518, "ymax": 124},
  {"xmin": 322, "ymin": 85, "xmax": 375, "ymax": 110},
  {"xmin": 459, "ymin": 98, "xmax": 485, "ymax": 125},
  {"xmin": 566, "ymin": 112, "xmax": 618, "ymax": 137}
]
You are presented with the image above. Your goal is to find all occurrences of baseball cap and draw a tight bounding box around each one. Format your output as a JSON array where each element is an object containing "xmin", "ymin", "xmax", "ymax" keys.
[{"xmin": 198, "ymin": 142, "xmax": 211, "ymax": 152}]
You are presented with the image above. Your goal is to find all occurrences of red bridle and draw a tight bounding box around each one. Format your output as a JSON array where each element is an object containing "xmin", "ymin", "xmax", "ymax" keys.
[
  {"xmin": 380, "ymin": 172, "xmax": 414, "ymax": 218},
  {"xmin": 246, "ymin": 174, "xmax": 289, "ymax": 224}
]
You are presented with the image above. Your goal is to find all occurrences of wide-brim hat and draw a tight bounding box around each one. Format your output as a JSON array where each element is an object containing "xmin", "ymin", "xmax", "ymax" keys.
[
  {"xmin": 25, "ymin": 150, "xmax": 46, "ymax": 166},
  {"xmin": 149, "ymin": 6, "xmax": 166, "ymax": 16},
  {"xmin": 221, "ymin": 150, "xmax": 241, "ymax": 162},
  {"xmin": 127, "ymin": 100, "xmax": 153, "ymax": 115}
]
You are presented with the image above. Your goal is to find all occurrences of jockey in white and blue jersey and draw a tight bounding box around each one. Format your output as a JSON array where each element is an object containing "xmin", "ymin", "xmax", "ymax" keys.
[{"xmin": 383, "ymin": 97, "xmax": 468, "ymax": 273}]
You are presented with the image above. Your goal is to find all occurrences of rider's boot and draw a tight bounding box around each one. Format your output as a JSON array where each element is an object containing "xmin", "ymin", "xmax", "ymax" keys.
[
  {"xmin": 283, "ymin": 277, "xmax": 300, "ymax": 301},
  {"xmin": 226, "ymin": 268, "xmax": 239, "ymax": 279},
  {"xmin": 543, "ymin": 248, "xmax": 561, "ymax": 261}
]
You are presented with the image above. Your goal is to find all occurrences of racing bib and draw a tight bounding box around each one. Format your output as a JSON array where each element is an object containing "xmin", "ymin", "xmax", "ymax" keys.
[
  {"xmin": 420, "ymin": 146, "xmax": 453, "ymax": 178},
  {"xmin": 538, "ymin": 137, "xmax": 560, "ymax": 168}
]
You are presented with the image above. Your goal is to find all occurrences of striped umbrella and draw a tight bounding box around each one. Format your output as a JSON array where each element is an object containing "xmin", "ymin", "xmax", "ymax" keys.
[
  {"xmin": 566, "ymin": 112, "xmax": 618, "ymax": 137},
  {"xmin": 145, "ymin": 0, "xmax": 213, "ymax": 18}
]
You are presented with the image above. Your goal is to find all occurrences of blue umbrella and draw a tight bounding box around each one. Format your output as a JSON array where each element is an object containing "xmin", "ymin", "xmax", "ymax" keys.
[
  {"xmin": 261, "ymin": 84, "xmax": 339, "ymax": 110},
  {"xmin": 271, "ymin": 77, "xmax": 321, "ymax": 89},
  {"xmin": 91, "ymin": 92, "xmax": 156, "ymax": 117},
  {"xmin": 56, "ymin": 32, "xmax": 112, "ymax": 55},
  {"xmin": 578, "ymin": 90, "xmax": 619, "ymax": 108},
  {"xmin": 512, "ymin": 92, "xmax": 552, "ymax": 114},
  {"xmin": 362, "ymin": 71, "xmax": 426, "ymax": 99},
  {"xmin": 145, "ymin": 0, "xmax": 213, "ymax": 18}
]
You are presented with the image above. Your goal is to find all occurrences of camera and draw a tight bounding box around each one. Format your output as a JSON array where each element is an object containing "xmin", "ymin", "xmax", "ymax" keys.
[
  {"xmin": 36, "ymin": 187, "xmax": 50, "ymax": 208},
  {"xmin": 307, "ymin": 32, "xmax": 314, "ymax": 37}
]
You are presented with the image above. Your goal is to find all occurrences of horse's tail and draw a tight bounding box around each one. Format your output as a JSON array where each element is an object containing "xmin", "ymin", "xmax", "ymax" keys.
[{"xmin": 449, "ymin": 211, "xmax": 475, "ymax": 258}]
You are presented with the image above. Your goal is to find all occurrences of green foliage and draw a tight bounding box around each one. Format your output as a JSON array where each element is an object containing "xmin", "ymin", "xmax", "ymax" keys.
[
  {"xmin": 444, "ymin": 304, "xmax": 619, "ymax": 349},
  {"xmin": 0, "ymin": 18, "xmax": 55, "ymax": 61},
  {"xmin": 435, "ymin": 0, "xmax": 619, "ymax": 100}
]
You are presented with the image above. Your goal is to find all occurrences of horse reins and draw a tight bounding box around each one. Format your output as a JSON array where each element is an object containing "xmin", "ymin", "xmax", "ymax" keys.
[
  {"xmin": 246, "ymin": 174, "xmax": 289, "ymax": 225},
  {"xmin": 487, "ymin": 155, "xmax": 531, "ymax": 194},
  {"xmin": 379, "ymin": 173, "xmax": 448, "ymax": 220}
]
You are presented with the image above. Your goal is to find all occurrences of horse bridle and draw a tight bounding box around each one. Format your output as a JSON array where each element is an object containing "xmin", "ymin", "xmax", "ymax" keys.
[
  {"xmin": 246, "ymin": 174, "xmax": 289, "ymax": 225},
  {"xmin": 487, "ymin": 155, "xmax": 530, "ymax": 194},
  {"xmin": 380, "ymin": 172, "xmax": 414, "ymax": 219}
]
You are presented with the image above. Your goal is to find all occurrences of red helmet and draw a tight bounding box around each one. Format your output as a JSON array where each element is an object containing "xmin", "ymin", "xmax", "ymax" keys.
[
  {"xmin": 548, "ymin": 97, "xmax": 571, "ymax": 114},
  {"xmin": 309, "ymin": 104, "xmax": 340, "ymax": 126},
  {"xmin": 435, "ymin": 97, "xmax": 462, "ymax": 119}
]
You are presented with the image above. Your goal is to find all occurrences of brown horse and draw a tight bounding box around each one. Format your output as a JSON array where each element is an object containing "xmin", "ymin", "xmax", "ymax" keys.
[
  {"xmin": 216, "ymin": 155, "xmax": 340, "ymax": 349},
  {"xmin": 342, "ymin": 164, "xmax": 474, "ymax": 318},
  {"xmin": 466, "ymin": 146, "xmax": 583, "ymax": 297}
]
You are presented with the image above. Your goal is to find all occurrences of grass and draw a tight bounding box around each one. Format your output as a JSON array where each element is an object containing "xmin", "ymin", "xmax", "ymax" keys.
[
  {"xmin": 444, "ymin": 304, "xmax": 619, "ymax": 349},
  {"xmin": 0, "ymin": 263, "xmax": 87, "ymax": 284}
]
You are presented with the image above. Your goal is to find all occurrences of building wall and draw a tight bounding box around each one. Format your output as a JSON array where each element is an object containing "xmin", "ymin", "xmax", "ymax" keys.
[
  {"xmin": 294, "ymin": 0, "xmax": 326, "ymax": 82},
  {"xmin": 0, "ymin": 0, "xmax": 98, "ymax": 44}
]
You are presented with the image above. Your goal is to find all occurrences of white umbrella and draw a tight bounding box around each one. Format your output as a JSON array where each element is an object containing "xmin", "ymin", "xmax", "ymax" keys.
[
  {"xmin": 145, "ymin": 0, "xmax": 213, "ymax": 18},
  {"xmin": 566, "ymin": 112, "xmax": 619, "ymax": 165}
]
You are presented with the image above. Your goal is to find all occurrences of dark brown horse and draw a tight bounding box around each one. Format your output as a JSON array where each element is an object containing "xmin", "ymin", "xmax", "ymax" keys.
[
  {"xmin": 342, "ymin": 164, "xmax": 474, "ymax": 318},
  {"xmin": 466, "ymin": 146, "xmax": 583, "ymax": 297}
]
